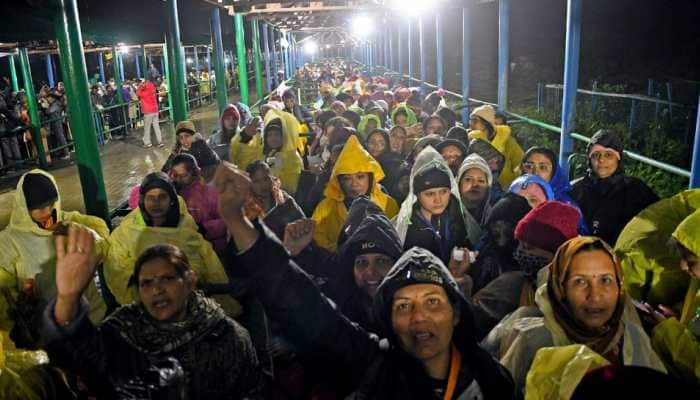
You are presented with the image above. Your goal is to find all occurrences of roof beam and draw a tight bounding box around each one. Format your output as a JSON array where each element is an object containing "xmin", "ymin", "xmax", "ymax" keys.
[{"xmin": 246, "ymin": 5, "xmax": 376, "ymax": 15}]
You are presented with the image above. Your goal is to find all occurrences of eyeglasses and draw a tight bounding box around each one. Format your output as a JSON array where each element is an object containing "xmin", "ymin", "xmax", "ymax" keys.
[
  {"xmin": 589, "ymin": 151, "xmax": 618, "ymax": 161},
  {"xmin": 522, "ymin": 162, "xmax": 552, "ymax": 174}
]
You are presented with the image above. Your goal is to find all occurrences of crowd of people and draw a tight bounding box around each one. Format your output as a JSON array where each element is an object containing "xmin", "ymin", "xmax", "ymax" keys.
[
  {"xmin": 0, "ymin": 59, "xmax": 698, "ymax": 399},
  {"xmin": 0, "ymin": 79, "xmax": 74, "ymax": 173}
]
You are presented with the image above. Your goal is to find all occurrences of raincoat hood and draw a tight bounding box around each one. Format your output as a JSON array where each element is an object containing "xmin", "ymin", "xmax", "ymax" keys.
[
  {"xmin": 391, "ymin": 104, "xmax": 418, "ymax": 127},
  {"xmin": 508, "ymin": 174, "xmax": 555, "ymax": 201},
  {"xmin": 236, "ymin": 102, "xmax": 253, "ymax": 126},
  {"xmin": 10, "ymin": 169, "xmax": 62, "ymax": 232},
  {"xmin": 394, "ymin": 146, "xmax": 465, "ymax": 244},
  {"xmin": 615, "ymin": 189, "xmax": 700, "ymax": 308},
  {"xmin": 263, "ymin": 108, "xmax": 301, "ymax": 153},
  {"xmin": 357, "ymin": 114, "xmax": 382, "ymax": 140},
  {"xmin": 522, "ymin": 147, "xmax": 573, "ymax": 200},
  {"xmin": 672, "ymin": 209, "xmax": 700, "ymax": 258},
  {"xmin": 324, "ymin": 135, "xmax": 386, "ymax": 202},
  {"xmin": 374, "ymin": 247, "xmax": 476, "ymax": 345}
]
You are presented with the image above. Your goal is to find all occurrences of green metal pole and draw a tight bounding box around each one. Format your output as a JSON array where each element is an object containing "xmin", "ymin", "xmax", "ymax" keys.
[
  {"xmin": 9, "ymin": 55, "xmax": 19, "ymax": 93},
  {"xmin": 53, "ymin": 0, "xmax": 109, "ymax": 222},
  {"xmin": 251, "ymin": 18, "xmax": 264, "ymax": 100},
  {"xmin": 111, "ymin": 46, "xmax": 124, "ymax": 103},
  {"xmin": 18, "ymin": 48, "xmax": 47, "ymax": 167},
  {"xmin": 163, "ymin": 42, "xmax": 174, "ymax": 121},
  {"xmin": 211, "ymin": 7, "xmax": 228, "ymax": 114},
  {"xmin": 165, "ymin": 0, "xmax": 188, "ymax": 124},
  {"xmin": 234, "ymin": 13, "xmax": 249, "ymax": 105}
]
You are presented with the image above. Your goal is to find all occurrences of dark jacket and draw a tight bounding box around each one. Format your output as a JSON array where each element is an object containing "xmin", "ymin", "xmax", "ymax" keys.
[
  {"xmin": 43, "ymin": 291, "xmax": 264, "ymax": 399},
  {"xmin": 571, "ymin": 171, "xmax": 658, "ymax": 245},
  {"xmin": 163, "ymin": 138, "xmax": 220, "ymax": 177},
  {"xmin": 225, "ymin": 222, "xmax": 516, "ymax": 400},
  {"xmin": 287, "ymin": 104, "xmax": 314, "ymax": 127},
  {"xmin": 403, "ymin": 195, "xmax": 471, "ymax": 265},
  {"xmin": 325, "ymin": 211, "xmax": 403, "ymax": 329},
  {"xmin": 469, "ymin": 193, "xmax": 531, "ymax": 293}
]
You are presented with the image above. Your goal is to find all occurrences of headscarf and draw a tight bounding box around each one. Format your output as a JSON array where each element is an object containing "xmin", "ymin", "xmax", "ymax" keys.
[{"xmin": 545, "ymin": 236, "xmax": 625, "ymax": 361}]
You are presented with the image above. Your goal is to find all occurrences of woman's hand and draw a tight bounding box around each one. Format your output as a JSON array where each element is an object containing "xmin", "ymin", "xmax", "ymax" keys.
[
  {"xmin": 54, "ymin": 224, "xmax": 98, "ymax": 325},
  {"xmin": 283, "ymin": 219, "xmax": 316, "ymax": 257}
]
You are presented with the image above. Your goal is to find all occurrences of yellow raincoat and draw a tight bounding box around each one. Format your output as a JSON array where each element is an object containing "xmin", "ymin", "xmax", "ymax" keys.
[
  {"xmin": 651, "ymin": 315, "xmax": 700, "ymax": 384},
  {"xmin": 468, "ymin": 125, "xmax": 524, "ymax": 188},
  {"xmin": 0, "ymin": 331, "xmax": 72, "ymax": 399},
  {"xmin": 199, "ymin": 71, "xmax": 210, "ymax": 97},
  {"xmin": 0, "ymin": 170, "xmax": 109, "ymax": 344},
  {"xmin": 229, "ymin": 130, "xmax": 263, "ymax": 172},
  {"xmin": 616, "ymin": 191, "xmax": 700, "ymax": 384},
  {"xmin": 525, "ymin": 344, "xmax": 609, "ymax": 400},
  {"xmin": 481, "ymin": 284, "xmax": 666, "ymax": 391},
  {"xmin": 263, "ymin": 109, "xmax": 304, "ymax": 194},
  {"xmin": 615, "ymin": 189, "xmax": 700, "ymax": 312},
  {"xmin": 312, "ymin": 135, "xmax": 399, "ymax": 251},
  {"xmin": 104, "ymin": 197, "xmax": 240, "ymax": 316}
]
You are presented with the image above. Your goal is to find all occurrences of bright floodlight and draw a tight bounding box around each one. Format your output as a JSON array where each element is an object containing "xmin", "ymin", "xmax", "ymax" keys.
[
  {"xmin": 304, "ymin": 41, "xmax": 318, "ymax": 55},
  {"xmin": 118, "ymin": 45, "xmax": 130, "ymax": 54},
  {"xmin": 280, "ymin": 36, "xmax": 290, "ymax": 49},
  {"xmin": 186, "ymin": 57, "xmax": 193, "ymax": 64},
  {"xmin": 387, "ymin": 0, "xmax": 440, "ymax": 17},
  {"xmin": 225, "ymin": 56, "xmax": 231, "ymax": 64},
  {"xmin": 352, "ymin": 15, "xmax": 374, "ymax": 38}
]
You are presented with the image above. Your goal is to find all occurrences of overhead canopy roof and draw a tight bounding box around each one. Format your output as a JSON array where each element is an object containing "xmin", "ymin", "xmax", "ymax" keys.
[{"xmin": 0, "ymin": 0, "xmax": 473, "ymax": 50}]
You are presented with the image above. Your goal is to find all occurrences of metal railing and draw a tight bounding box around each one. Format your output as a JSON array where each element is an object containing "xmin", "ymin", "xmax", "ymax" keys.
[{"xmin": 358, "ymin": 64, "xmax": 693, "ymax": 181}]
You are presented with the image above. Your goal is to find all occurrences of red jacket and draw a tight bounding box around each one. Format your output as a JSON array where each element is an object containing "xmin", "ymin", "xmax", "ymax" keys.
[{"xmin": 136, "ymin": 81, "xmax": 158, "ymax": 114}]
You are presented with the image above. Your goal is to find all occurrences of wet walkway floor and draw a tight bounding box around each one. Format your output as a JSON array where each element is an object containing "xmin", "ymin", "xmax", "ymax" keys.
[{"xmin": 0, "ymin": 98, "xmax": 236, "ymax": 229}]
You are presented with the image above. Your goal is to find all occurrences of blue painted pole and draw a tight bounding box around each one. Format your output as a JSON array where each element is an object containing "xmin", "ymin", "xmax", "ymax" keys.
[
  {"xmin": 690, "ymin": 92, "xmax": 700, "ymax": 188},
  {"xmin": 284, "ymin": 33, "xmax": 290, "ymax": 78},
  {"xmin": 461, "ymin": 7, "xmax": 471, "ymax": 126},
  {"xmin": 407, "ymin": 20, "xmax": 413, "ymax": 82},
  {"xmin": 46, "ymin": 54, "xmax": 55, "ymax": 87},
  {"xmin": 135, "ymin": 54, "xmax": 142, "ymax": 79},
  {"xmin": 271, "ymin": 27, "xmax": 279, "ymax": 86},
  {"xmin": 389, "ymin": 27, "xmax": 394, "ymax": 71},
  {"xmin": 206, "ymin": 46, "xmax": 211, "ymax": 73},
  {"xmin": 436, "ymin": 11, "xmax": 444, "ymax": 89},
  {"xmin": 98, "ymin": 52, "xmax": 105, "ymax": 83},
  {"xmin": 536, "ymin": 83, "xmax": 543, "ymax": 112},
  {"xmin": 194, "ymin": 46, "xmax": 200, "ymax": 75},
  {"xmin": 397, "ymin": 25, "xmax": 403, "ymax": 74},
  {"xmin": 497, "ymin": 0, "xmax": 510, "ymax": 110},
  {"xmin": 628, "ymin": 99, "xmax": 637, "ymax": 136},
  {"xmin": 211, "ymin": 7, "xmax": 228, "ymax": 114},
  {"xmin": 262, "ymin": 22, "xmax": 272, "ymax": 92},
  {"xmin": 419, "ymin": 16, "xmax": 426, "ymax": 93},
  {"xmin": 558, "ymin": 0, "xmax": 582, "ymax": 176},
  {"xmin": 118, "ymin": 51, "xmax": 125, "ymax": 81},
  {"xmin": 382, "ymin": 27, "xmax": 391, "ymax": 69}
]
